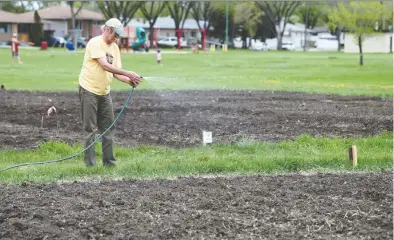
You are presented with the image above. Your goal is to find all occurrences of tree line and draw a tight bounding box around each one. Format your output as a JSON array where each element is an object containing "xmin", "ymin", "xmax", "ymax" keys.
[{"xmin": 2, "ymin": 1, "xmax": 392, "ymax": 65}]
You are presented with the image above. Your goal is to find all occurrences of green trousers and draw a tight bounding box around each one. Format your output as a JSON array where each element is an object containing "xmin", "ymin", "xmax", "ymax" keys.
[{"xmin": 79, "ymin": 86, "xmax": 116, "ymax": 166}]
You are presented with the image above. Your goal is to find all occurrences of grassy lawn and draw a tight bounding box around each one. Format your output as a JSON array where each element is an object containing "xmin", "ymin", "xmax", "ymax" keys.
[
  {"xmin": 0, "ymin": 132, "xmax": 391, "ymax": 184},
  {"xmin": 0, "ymin": 48, "xmax": 392, "ymax": 182},
  {"xmin": 0, "ymin": 48, "xmax": 392, "ymax": 96}
]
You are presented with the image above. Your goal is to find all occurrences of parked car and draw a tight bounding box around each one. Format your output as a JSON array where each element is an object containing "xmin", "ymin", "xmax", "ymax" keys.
[
  {"xmin": 198, "ymin": 40, "xmax": 220, "ymax": 49},
  {"xmin": 48, "ymin": 36, "xmax": 66, "ymax": 48},
  {"xmin": 198, "ymin": 40, "xmax": 235, "ymax": 50},
  {"xmin": 281, "ymin": 42, "xmax": 296, "ymax": 51},
  {"xmin": 77, "ymin": 37, "xmax": 87, "ymax": 48},
  {"xmin": 250, "ymin": 42, "xmax": 269, "ymax": 51},
  {"xmin": 158, "ymin": 37, "xmax": 188, "ymax": 48}
]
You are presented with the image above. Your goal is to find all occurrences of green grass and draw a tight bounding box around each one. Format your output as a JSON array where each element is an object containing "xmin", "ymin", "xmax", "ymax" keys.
[
  {"xmin": 0, "ymin": 48, "xmax": 392, "ymax": 183},
  {"xmin": 0, "ymin": 48, "xmax": 392, "ymax": 96},
  {"xmin": 0, "ymin": 132, "xmax": 392, "ymax": 184}
]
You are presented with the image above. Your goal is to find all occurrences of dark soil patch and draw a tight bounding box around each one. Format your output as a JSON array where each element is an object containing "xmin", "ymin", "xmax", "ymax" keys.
[
  {"xmin": 0, "ymin": 90, "xmax": 392, "ymax": 149},
  {"xmin": 0, "ymin": 172, "xmax": 392, "ymax": 239}
]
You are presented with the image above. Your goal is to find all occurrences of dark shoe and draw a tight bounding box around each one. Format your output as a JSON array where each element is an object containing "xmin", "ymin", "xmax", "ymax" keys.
[
  {"xmin": 103, "ymin": 163, "xmax": 116, "ymax": 168},
  {"xmin": 103, "ymin": 160, "xmax": 116, "ymax": 167}
]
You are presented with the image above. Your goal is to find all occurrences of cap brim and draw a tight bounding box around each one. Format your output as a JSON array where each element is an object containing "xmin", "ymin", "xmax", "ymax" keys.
[{"xmin": 115, "ymin": 28, "xmax": 126, "ymax": 37}]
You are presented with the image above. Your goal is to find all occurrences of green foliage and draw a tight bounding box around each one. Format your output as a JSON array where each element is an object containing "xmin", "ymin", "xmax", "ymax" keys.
[
  {"xmin": 140, "ymin": 2, "xmax": 168, "ymax": 46},
  {"xmin": 207, "ymin": 2, "xmax": 236, "ymax": 40},
  {"xmin": 256, "ymin": 2, "xmax": 301, "ymax": 50},
  {"xmin": 190, "ymin": 1, "xmax": 216, "ymax": 31},
  {"xmin": 0, "ymin": 133, "xmax": 391, "ymax": 184},
  {"xmin": 0, "ymin": 1, "xmax": 28, "ymax": 13},
  {"xmin": 96, "ymin": 1, "xmax": 143, "ymax": 25},
  {"xmin": 234, "ymin": 1, "xmax": 263, "ymax": 39},
  {"xmin": 166, "ymin": 1, "xmax": 192, "ymax": 30},
  {"xmin": 327, "ymin": 2, "xmax": 389, "ymax": 42},
  {"xmin": 0, "ymin": 49, "xmax": 392, "ymax": 97},
  {"xmin": 140, "ymin": 2, "xmax": 167, "ymax": 26},
  {"xmin": 327, "ymin": 2, "xmax": 392, "ymax": 65},
  {"xmin": 296, "ymin": 3, "xmax": 326, "ymax": 29},
  {"xmin": 30, "ymin": 10, "xmax": 43, "ymax": 46}
]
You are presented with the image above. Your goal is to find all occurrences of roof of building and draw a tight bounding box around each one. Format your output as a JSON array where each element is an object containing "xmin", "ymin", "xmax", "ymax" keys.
[
  {"xmin": 313, "ymin": 26, "xmax": 330, "ymax": 33},
  {"xmin": 18, "ymin": 5, "xmax": 104, "ymax": 21},
  {"xmin": 0, "ymin": 9, "xmax": 55, "ymax": 24},
  {"xmin": 286, "ymin": 23, "xmax": 314, "ymax": 33},
  {"xmin": 0, "ymin": 10, "xmax": 23, "ymax": 23},
  {"xmin": 128, "ymin": 16, "xmax": 209, "ymax": 30}
]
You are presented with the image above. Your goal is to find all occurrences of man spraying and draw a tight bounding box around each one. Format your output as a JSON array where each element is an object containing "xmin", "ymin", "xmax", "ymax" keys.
[{"xmin": 78, "ymin": 18, "xmax": 142, "ymax": 167}]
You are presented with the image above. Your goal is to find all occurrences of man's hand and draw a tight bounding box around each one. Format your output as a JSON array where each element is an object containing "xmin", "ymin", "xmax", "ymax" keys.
[
  {"xmin": 126, "ymin": 71, "xmax": 142, "ymax": 88},
  {"xmin": 114, "ymin": 73, "xmax": 142, "ymax": 88}
]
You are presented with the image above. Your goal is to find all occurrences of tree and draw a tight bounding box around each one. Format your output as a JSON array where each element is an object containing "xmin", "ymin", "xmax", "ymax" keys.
[
  {"xmin": 167, "ymin": 1, "xmax": 192, "ymax": 48},
  {"xmin": 327, "ymin": 2, "xmax": 389, "ymax": 66},
  {"xmin": 140, "ymin": 1, "xmax": 167, "ymax": 47},
  {"xmin": 234, "ymin": 2, "xmax": 263, "ymax": 49},
  {"xmin": 256, "ymin": 1, "xmax": 301, "ymax": 50},
  {"xmin": 208, "ymin": 2, "xmax": 236, "ymax": 42},
  {"xmin": 296, "ymin": 3, "xmax": 325, "ymax": 29},
  {"xmin": 190, "ymin": 2, "xmax": 215, "ymax": 31},
  {"xmin": 97, "ymin": 1, "xmax": 143, "ymax": 26},
  {"xmin": 68, "ymin": 1, "xmax": 85, "ymax": 49},
  {"xmin": 1, "ymin": 1, "xmax": 28, "ymax": 13},
  {"xmin": 30, "ymin": 10, "xmax": 43, "ymax": 46}
]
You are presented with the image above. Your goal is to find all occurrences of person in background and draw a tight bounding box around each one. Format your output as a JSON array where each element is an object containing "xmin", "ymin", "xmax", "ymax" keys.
[
  {"xmin": 78, "ymin": 18, "xmax": 142, "ymax": 167},
  {"xmin": 192, "ymin": 43, "xmax": 199, "ymax": 53},
  {"xmin": 11, "ymin": 33, "xmax": 22, "ymax": 64},
  {"xmin": 156, "ymin": 49, "xmax": 162, "ymax": 65}
]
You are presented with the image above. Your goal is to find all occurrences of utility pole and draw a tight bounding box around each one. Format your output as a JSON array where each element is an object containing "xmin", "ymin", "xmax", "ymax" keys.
[
  {"xmin": 303, "ymin": 3, "xmax": 309, "ymax": 52},
  {"xmin": 380, "ymin": 1, "xmax": 385, "ymax": 31},
  {"xmin": 225, "ymin": 0, "xmax": 229, "ymax": 45}
]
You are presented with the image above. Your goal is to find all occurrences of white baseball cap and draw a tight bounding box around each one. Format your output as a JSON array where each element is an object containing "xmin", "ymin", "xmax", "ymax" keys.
[
  {"xmin": 12, "ymin": 32, "xmax": 17, "ymax": 37},
  {"xmin": 105, "ymin": 18, "xmax": 126, "ymax": 37}
]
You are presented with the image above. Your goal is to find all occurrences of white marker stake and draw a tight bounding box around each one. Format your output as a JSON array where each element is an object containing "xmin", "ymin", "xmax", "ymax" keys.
[{"xmin": 202, "ymin": 131, "xmax": 213, "ymax": 146}]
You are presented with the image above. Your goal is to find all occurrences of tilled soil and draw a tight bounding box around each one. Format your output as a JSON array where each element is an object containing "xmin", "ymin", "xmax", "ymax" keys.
[
  {"xmin": 0, "ymin": 90, "xmax": 392, "ymax": 149},
  {"xmin": 0, "ymin": 171, "xmax": 392, "ymax": 239}
]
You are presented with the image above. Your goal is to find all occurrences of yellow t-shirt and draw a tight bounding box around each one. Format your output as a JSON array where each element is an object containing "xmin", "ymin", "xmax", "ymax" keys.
[{"xmin": 79, "ymin": 36, "xmax": 121, "ymax": 95}]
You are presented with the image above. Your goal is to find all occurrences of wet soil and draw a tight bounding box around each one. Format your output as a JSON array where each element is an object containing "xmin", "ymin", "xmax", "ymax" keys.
[
  {"xmin": 0, "ymin": 90, "xmax": 392, "ymax": 149},
  {"xmin": 0, "ymin": 171, "xmax": 392, "ymax": 239}
]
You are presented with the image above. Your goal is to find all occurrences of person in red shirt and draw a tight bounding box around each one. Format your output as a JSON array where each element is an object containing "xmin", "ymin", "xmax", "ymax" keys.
[{"xmin": 11, "ymin": 33, "xmax": 22, "ymax": 64}]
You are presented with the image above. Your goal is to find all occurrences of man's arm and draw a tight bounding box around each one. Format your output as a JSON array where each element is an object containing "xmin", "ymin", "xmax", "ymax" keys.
[
  {"xmin": 96, "ymin": 56, "xmax": 141, "ymax": 83},
  {"xmin": 114, "ymin": 74, "xmax": 141, "ymax": 88},
  {"xmin": 96, "ymin": 56, "xmax": 129, "ymax": 76},
  {"xmin": 114, "ymin": 74, "xmax": 130, "ymax": 83}
]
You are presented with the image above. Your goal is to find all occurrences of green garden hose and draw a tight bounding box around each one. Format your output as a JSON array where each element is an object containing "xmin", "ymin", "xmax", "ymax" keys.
[{"xmin": 0, "ymin": 87, "xmax": 136, "ymax": 173}]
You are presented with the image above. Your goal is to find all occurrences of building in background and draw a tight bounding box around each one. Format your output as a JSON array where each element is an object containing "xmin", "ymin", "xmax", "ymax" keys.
[
  {"xmin": 344, "ymin": 33, "xmax": 393, "ymax": 53},
  {"xmin": 0, "ymin": 5, "xmax": 104, "ymax": 45},
  {"xmin": 18, "ymin": 5, "xmax": 104, "ymax": 39},
  {"xmin": 126, "ymin": 16, "xmax": 210, "ymax": 45}
]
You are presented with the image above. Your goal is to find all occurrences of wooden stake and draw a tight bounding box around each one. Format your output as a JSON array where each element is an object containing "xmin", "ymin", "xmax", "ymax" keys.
[{"xmin": 348, "ymin": 145, "xmax": 358, "ymax": 167}]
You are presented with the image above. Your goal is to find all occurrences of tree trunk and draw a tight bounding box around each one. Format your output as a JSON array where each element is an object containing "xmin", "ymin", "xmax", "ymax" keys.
[
  {"xmin": 336, "ymin": 28, "xmax": 341, "ymax": 52},
  {"xmin": 175, "ymin": 24, "xmax": 181, "ymax": 50},
  {"xmin": 72, "ymin": 17, "xmax": 76, "ymax": 48},
  {"xmin": 277, "ymin": 33, "xmax": 283, "ymax": 50},
  {"xmin": 303, "ymin": 3, "xmax": 309, "ymax": 52},
  {"xmin": 149, "ymin": 25, "xmax": 154, "ymax": 48},
  {"xmin": 358, "ymin": 35, "xmax": 363, "ymax": 66},
  {"xmin": 242, "ymin": 29, "xmax": 247, "ymax": 49},
  {"xmin": 68, "ymin": 1, "xmax": 84, "ymax": 50}
]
